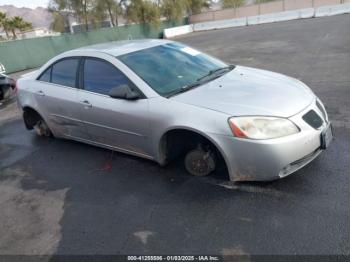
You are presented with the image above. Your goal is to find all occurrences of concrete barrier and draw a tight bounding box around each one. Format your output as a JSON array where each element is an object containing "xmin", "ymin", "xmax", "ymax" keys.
[
  {"xmin": 247, "ymin": 10, "xmax": 297, "ymax": 25},
  {"xmin": 274, "ymin": 10, "xmax": 300, "ymax": 22},
  {"xmin": 300, "ymin": 8, "xmax": 315, "ymax": 18},
  {"xmin": 164, "ymin": 4, "xmax": 349, "ymax": 38},
  {"xmin": 193, "ymin": 17, "xmax": 247, "ymax": 31},
  {"xmin": 247, "ymin": 15, "xmax": 260, "ymax": 25},
  {"xmin": 315, "ymin": 3, "xmax": 350, "ymax": 17},
  {"xmin": 163, "ymin": 24, "xmax": 194, "ymax": 38}
]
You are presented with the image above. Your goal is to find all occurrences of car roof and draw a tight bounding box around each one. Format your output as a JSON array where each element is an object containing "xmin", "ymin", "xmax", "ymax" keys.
[{"xmin": 67, "ymin": 39, "xmax": 172, "ymax": 57}]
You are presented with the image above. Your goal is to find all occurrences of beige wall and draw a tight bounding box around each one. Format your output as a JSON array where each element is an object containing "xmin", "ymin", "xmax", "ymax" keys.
[
  {"xmin": 212, "ymin": 5, "xmax": 261, "ymax": 20},
  {"xmin": 190, "ymin": 12, "xmax": 215, "ymax": 23},
  {"xmin": 213, "ymin": 8, "xmax": 236, "ymax": 21},
  {"xmin": 284, "ymin": 0, "xmax": 313, "ymax": 10},
  {"xmin": 259, "ymin": 1, "xmax": 284, "ymax": 14},
  {"xmin": 236, "ymin": 4, "xmax": 260, "ymax": 18},
  {"xmin": 189, "ymin": 0, "xmax": 345, "ymax": 23},
  {"xmin": 314, "ymin": 0, "xmax": 341, "ymax": 7}
]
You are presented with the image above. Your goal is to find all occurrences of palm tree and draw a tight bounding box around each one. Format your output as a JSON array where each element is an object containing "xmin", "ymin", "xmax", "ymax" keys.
[
  {"xmin": 18, "ymin": 21, "xmax": 33, "ymax": 32},
  {"xmin": 3, "ymin": 19, "xmax": 13, "ymax": 39},
  {"xmin": 8, "ymin": 18, "xmax": 18, "ymax": 39},
  {"xmin": 7, "ymin": 16, "xmax": 33, "ymax": 39},
  {"xmin": 0, "ymin": 12, "xmax": 10, "ymax": 39}
]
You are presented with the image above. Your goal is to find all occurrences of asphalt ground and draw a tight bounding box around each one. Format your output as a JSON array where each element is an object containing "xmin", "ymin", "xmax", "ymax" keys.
[{"xmin": 0, "ymin": 14, "xmax": 350, "ymax": 257}]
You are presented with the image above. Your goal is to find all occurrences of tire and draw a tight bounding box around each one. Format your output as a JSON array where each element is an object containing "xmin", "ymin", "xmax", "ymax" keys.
[
  {"xmin": 184, "ymin": 148, "xmax": 216, "ymax": 177},
  {"xmin": 2, "ymin": 86, "xmax": 11, "ymax": 100},
  {"xmin": 0, "ymin": 86, "xmax": 11, "ymax": 101}
]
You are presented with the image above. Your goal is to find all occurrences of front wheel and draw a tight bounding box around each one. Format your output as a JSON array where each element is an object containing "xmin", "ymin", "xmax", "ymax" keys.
[
  {"xmin": 33, "ymin": 119, "xmax": 52, "ymax": 137},
  {"xmin": 184, "ymin": 148, "xmax": 216, "ymax": 177}
]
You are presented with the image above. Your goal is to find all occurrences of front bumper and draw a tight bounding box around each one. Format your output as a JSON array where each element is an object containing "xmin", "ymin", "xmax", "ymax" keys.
[{"xmin": 211, "ymin": 99, "xmax": 332, "ymax": 181}]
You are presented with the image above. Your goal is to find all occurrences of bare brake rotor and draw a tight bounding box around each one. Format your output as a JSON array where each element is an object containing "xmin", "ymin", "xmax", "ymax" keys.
[
  {"xmin": 34, "ymin": 120, "xmax": 51, "ymax": 137},
  {"xmin": 185, "ymin": 148, "xmax": 216, "ymax": 177}
]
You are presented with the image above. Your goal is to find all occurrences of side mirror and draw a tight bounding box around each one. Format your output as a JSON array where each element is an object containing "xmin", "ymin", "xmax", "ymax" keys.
[{"xmin": 109, "ymin": 84, "xmax": 140, "ymax": 100}]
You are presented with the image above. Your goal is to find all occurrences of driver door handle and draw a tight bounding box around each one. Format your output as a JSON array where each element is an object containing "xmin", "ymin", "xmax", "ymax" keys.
[{"xmin": 80, "ymin": 100, "xmax": 92, "ymax": 108}]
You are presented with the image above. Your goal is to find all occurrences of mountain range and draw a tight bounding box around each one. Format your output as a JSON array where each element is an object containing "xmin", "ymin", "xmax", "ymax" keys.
[{"xmin": 0, "ymin": 5, "xmax": 53, "ymax": 29}]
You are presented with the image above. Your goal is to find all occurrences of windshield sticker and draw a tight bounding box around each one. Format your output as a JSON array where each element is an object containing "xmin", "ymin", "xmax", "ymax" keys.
[{"xmin": 181, "ymin": 47, "xmax": 201, "ymax": 56}]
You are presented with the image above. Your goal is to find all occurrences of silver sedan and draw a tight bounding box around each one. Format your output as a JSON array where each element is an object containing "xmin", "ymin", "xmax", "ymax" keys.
[{"xmin": 17, "ymin": 39, "xmax": 333, "ymax": 181}]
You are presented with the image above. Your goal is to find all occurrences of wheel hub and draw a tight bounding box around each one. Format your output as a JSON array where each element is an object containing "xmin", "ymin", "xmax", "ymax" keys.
[{"xmin": 185, "ymin": 149, "xmax": 216, "ymax": 177}]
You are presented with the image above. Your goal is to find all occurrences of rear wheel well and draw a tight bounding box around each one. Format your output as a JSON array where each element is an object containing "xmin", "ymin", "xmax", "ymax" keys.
[
  {"xmin": 0, "ymin": 85, "xmax": 10, "ymax": 101},
  {"xmin": 22, "ymin": 107, "xmax": 43, "ymax": 130},
  {"xmin": 159, "ymin": 129, "xmax": 228, "ymax": 177}
]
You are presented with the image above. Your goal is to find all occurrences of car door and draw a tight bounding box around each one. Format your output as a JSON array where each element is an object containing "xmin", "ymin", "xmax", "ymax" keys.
[
  {"xmin": 34, "ymin": 57, "xmax": 89, "ymax": 140},
  {"xmin": 77, "ymin": 57, "xmax": 152, "ymax": 158}
]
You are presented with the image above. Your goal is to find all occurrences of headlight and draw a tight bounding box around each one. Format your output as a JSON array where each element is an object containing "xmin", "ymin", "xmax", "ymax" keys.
[{"xmin": 228, "ymin": 116, "xmax": 299, "ymax": 139}]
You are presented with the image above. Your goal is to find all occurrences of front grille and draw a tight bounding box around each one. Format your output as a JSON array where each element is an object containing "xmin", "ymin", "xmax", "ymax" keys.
[{"xmin": 303, "ymin": 110, "xmax": 323, "ymax": 129}]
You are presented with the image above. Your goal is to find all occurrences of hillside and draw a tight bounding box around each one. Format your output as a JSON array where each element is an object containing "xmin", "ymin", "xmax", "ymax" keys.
[{"xmin": 0, "ymin": 5, "xmax": 53, "ymax": 29}]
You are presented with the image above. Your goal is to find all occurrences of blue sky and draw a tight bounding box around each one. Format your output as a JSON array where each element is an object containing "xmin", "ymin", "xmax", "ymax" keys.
[{"xmin": 0, "ymin": 0, "xmax": 49, "ymax": 9}]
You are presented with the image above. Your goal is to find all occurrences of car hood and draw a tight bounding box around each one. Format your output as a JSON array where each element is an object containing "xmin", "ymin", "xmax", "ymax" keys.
[{"xmin": 171, "ymin": 66, "xmax": 315, "ymax": 118}]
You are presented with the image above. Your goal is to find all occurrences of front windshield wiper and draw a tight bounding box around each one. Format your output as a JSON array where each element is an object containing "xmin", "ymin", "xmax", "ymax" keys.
[
  {"xmin": 165, "ymin": 81, "xmax": 202, "ymax": 98},
  {"xmin": 197, "ymin": 64, "xmax": 236, "ymax": 82},
  {"xmin": 166, "ymin": 64, "xmax": 235, "ymax": 98}
]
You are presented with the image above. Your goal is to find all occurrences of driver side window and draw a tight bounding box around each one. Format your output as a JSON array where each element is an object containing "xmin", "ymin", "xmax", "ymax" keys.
[{"xmin": 83, "ymin": 58, "xmax": 133, "ymax": 96}]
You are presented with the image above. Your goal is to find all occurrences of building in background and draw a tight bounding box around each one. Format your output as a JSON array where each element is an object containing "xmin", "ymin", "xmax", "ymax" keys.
[
  {"xmin": 70, "ymin": 20, "xmax": 113, "ymax": 34},
  {"xmin": 18, "ymin": 28, "xmax": 61, "ymax": 39}
]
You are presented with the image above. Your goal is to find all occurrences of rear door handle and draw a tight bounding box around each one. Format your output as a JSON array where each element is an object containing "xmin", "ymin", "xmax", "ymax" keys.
[
  {"xmin": 37, "ymin": 90, "xmax": 45, "ymax": 96},
  {"xmin": 80, "ymin": 100, "xmax": 92, "ymax": 108}
]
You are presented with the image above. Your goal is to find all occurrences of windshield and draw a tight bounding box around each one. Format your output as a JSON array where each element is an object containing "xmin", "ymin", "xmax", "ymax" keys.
[{"xmin": 118, "ymin": 42, "xmax": 228, "ymax": 96}]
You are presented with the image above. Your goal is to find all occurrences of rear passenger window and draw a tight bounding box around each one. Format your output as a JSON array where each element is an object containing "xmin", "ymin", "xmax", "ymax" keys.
[
  {"xmin": 83, "ymin": 58, "xmax": 133, "ymax": 95},
  {"xmin": 51, "ymin": 58, "xmax": 79, "ymax": 88},
  {"xmin": 38, "ymin": 67, "xmax": 51, "ymax": 82}
]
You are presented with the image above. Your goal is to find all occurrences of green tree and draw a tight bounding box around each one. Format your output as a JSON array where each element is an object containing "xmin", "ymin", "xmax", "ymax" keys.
[
  {"xmin": 94, "ymin": 0, "xmax": 127, "ymax": 26},
  {"xmin": 48, "ymin": 0, "xmax": 70, "ymax": 32},
  {"xmin": 186, "ymin": 0, "xmax": 210, "ymax": 15},
  {"xmin": 161, "ymin": 0, "xmax": 187, "ymax": 21},
  {"xmin": 0, "ymin": 12, "xmax": 10, "ymax": 39},
  {"xmin": 18, "ymin": 20, "xmax": 33, "ymax": 32},
  {"xmin": 222, "ymin": 0, "xmax": 245, "ymax": 9},
  {"xmin": 51, "ymin": 11, "xmax": 67, "ymax": 32},
  {"xmin": 126, "ymin": 0, "xmax": 161, "ymax": 27},
  {"xmin": 49, "ymin": 0, "xmax": 94, "ymax": 32},
  {"xmin": 6, "ymin": 16, "xmax": 33, "ymax": 39},
  {"xmin": 2, "ymin": 19, "xmax": 12, "ymax": 39},
  {"xmin": 69, "ymin": 0, "xmax": 94, "ymax": 31}
]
